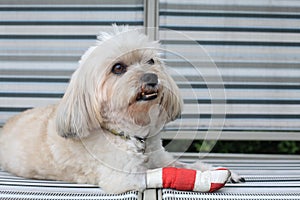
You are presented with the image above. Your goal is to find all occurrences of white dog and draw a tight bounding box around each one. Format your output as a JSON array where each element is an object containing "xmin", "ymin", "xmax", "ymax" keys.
[{"xmin": 0, "ymin": 25, "xmax": 243, "ymax": 193}]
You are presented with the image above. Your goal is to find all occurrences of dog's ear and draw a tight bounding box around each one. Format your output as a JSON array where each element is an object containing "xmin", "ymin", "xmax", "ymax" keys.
[{"xmin": 55, "ymin": 71, "xmax": 102, "ymax": 139}]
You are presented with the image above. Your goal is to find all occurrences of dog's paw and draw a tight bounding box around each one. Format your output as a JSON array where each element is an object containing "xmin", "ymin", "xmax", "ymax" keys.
[{"xmin": 228, "ymin": 171, "xmax": 245, "ymax": 183}]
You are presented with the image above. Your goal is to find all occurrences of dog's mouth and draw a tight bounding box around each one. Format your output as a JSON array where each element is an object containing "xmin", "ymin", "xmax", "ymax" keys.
[{"xmin": 136, "ymin": 86, "xmax": 158, "ymax": 101}]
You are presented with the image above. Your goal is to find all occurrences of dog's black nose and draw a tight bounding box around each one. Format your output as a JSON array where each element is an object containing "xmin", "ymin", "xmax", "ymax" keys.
[{"xmin": 140, "ymin": 73, "xmax": 158, "ymax": 87}]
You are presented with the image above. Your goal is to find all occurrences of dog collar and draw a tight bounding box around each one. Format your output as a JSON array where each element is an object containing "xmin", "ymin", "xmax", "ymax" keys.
[
  {"xmin": 108, "ymin": 129, "xmax": 146, "ymax": 151},
  {"xmin": 109, "ymin": 129, "xmax": 130, "ymax": 140}
]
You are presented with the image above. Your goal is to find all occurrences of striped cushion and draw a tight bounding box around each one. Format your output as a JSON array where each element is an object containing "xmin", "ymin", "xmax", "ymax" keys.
[{"xmin": 0, "ymin": 170, "xmax": 141, "ymax": 200}]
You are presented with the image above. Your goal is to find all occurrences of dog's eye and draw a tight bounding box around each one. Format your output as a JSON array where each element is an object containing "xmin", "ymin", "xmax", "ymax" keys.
[
  {"xmin": 146, "ymin": 58, "xmax": 155, "ymax": 65},
  {"xmin": 112, "ymin": 63, "xmax": 127, "ymax": 75}
]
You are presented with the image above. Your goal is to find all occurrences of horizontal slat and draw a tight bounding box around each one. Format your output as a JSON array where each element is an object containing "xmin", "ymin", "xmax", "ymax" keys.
[
  {"xmin": 160, "ymin": 0, "xmax": 300, "ymax": 13},
  {"xmin": 183, "ymin": 104, "xmax": 300, "ymax": 115},
  {"xmin": 0, "ymin": 39, "xmax": 94, "ymax": 49},
  {"xmin": 174, "ymin": 152, "xmax": 300, "ymax": 161},
  {"xmin": 160, "ymin": 17, "xmax": 300, "ymax": 30},
  {"xmin": 0, "ymin": 98, "xmax": 59, "ymax": 108},
  {"xmin": 162, "ymin": 44, "xmax": 300, "ymax": 63},
  {"xmin": 166, "ymin": 118, "xmax": 300, "ymax": 131},
  {"xmin": 0, "ymin": 0, "xmax": 143, "ymax": 6},
  {"xmin": 0, "ymin": 82, "xmax": 67, "ymax": 93},
  {"xmin": 167, "ymin": 61, "xmax": 300, "ymax": 71},
  {"xmin": 160, "ymin": 30, "xmax": 300, "ymax": 43},
  {"xmin": 161, "ymin": 130, "xmax": 300, "ymax": 141},
  {"xmin": 180, "ymin": 88, "xmax": 300, "ymax": 100},
  {"xmin": 0, "ymin": 12, "xmax": 143, "ymax": 21},
  {"xmin": 0, "ymin": 61, "xmax": 77, "ymax": 72},
  {"xmin": 0, "ymin": 26, "xmax": 142, "ymax": 36},
  {"xmin": 0, "ymin": 21, "xmax": 143, "ymax": 26}
]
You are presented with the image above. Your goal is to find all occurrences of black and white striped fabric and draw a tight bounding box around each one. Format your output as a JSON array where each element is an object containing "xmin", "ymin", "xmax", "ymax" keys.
[
  {"xmin": 1, "ymin": 154, "xmax": 300, "ymax": 199},
  {"xmin": 0, "ymin": 170, "xmax": 141, "ymax": 200}
]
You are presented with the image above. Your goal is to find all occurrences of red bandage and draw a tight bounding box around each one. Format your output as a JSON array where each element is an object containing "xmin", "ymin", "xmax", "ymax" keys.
[
  {"xmin": 162, "ymin": 167, "xmax": 196, "ymax": 191},
  {"xmin": 210, "ymin": 183, "xmax": 225, "ymax": 192},
  {"xmin": 146, "ymin": 167, "xmax": 230, "ymax": 192}
]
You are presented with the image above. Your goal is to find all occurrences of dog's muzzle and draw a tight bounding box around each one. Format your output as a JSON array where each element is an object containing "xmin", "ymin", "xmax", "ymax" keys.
[{"xmin": 136, "ymin": 73, "xmax": 159, "ymax": 101}]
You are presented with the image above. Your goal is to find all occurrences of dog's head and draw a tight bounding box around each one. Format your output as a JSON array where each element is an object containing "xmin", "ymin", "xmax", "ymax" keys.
[{"xmin": 56, "ymin": 25, "xmax": 183, "ymax": 139}]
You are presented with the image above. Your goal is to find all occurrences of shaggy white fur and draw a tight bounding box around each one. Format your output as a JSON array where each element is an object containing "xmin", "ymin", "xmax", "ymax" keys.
[{"xmin": 0, "ymin": 25, "xmax": 242, "ymax": 193}]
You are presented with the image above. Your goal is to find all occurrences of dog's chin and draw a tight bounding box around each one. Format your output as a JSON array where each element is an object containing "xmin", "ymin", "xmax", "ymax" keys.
[{"xmin": 127, "ymin": 89, "xmax": 164, "ymax": 126}]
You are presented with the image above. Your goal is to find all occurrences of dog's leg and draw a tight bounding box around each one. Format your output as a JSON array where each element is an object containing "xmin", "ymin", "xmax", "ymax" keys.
[
  {"xmin": 98, "ymin": 172, "xmax": 147, "ymax": 194},
  {"xmin": 148, "ymin": 148, "xmax": 244, "ymax": 183},
  {"xmin": 145, "ymin": 134, "xmax": 244, "ymax": 183},
  {"xmin": 146, "ymin": 167, "xmax": 230, "ymax": 192},
  {"xmin": 98, "ymin": 165, "xmax": 232, "ymax": 193}
]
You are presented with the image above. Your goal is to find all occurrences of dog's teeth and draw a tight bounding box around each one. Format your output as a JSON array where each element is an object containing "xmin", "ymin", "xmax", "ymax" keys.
[
  {"xmin": 137, "ymin": 91, "xmax": 158, "ymax": 101},
  {"xmin": 145, "ymin": 93, "xmax": 157, "ymax": 98}
]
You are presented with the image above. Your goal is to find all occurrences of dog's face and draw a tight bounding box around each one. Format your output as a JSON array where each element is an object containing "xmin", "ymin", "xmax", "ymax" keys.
[{"xmin": 56, "ymin": 26, "xmax": 183, "ymax": 139}]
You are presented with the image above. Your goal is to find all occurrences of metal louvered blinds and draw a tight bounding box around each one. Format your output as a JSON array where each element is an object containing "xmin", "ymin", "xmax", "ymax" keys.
[
  {"xmin": 159, "ymin": 0, "xmax": 300, "ymax": 141},
  {"xmin": 0, "ymin": 0, "xmax": 144, "ymax": 126}
]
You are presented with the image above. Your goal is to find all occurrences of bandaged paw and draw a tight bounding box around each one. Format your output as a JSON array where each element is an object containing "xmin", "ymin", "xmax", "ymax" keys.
[{"xmin": 146, "ymin": 167, "xmax": 231, "ymax": 192}]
